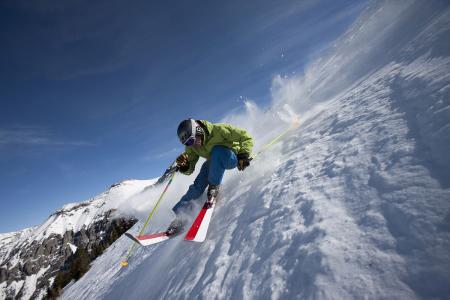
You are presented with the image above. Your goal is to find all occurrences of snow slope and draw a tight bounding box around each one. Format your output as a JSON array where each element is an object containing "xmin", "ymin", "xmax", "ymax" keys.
[{"xmin": 62, "ymin": 1, "xmax": 450, "ymax": 299}]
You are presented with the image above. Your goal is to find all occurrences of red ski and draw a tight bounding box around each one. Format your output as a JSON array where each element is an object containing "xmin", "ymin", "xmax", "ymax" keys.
[
  {"xmin": 124, "ymin": 232, "xmax": 170, "ymax": 246},
  {"xmin": 184, "ymin": 198, "xmax": 216, "ymax": 242}
]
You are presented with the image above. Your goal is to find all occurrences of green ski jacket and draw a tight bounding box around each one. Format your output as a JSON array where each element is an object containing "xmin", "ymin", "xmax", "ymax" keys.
[{"xmin": 181, "ymin": 120, "xmax": 254, "ymax": 175}]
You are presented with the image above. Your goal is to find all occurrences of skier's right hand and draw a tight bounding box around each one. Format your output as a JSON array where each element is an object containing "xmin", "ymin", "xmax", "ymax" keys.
[
  {"xmin": 237, "ymin": 153, "xmax": 251, "ymax": 171},
  {"xmin": 176, "ymin": 153, "xmax": 189, "ymax": 169}
]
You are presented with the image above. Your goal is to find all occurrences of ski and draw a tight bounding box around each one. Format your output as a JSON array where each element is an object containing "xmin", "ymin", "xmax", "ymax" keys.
[
  {"xmin": 125, "ymin": 198, "xmax": 217, "ymax": 246},
  {"xmin": 124, "ymin": 232, "xmax": 170, "ymax": 246},
  {"xmin": 184, "ymin": 198, "xmax": 216, "ymax": 242}
]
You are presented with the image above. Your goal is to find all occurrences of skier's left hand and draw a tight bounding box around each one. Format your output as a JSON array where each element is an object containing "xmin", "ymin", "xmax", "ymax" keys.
[
  {"xmin": 176, "ymin": 153, "xmax": 190, "ymax": 172},
  {"xmin": 237, "ymin": 153, "xmax": 251, "ymax": 171}
]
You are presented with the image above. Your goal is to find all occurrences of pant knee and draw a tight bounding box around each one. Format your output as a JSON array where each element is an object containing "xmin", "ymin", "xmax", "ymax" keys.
[
  {"xmin": 211, "ymin": 146, "xmax": 237, "ymax": 170},
  {"xmin": 173, "ymin": 160, "xmax": 209, "ymax": 212}
]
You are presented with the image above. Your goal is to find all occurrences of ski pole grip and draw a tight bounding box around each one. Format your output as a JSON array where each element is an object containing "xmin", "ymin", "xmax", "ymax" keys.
[{"xmin": 169, "ymin": 165, "xmax": 180, "ymax": 173}]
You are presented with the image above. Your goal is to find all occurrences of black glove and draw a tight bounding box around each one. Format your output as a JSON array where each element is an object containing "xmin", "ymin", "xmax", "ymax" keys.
[
  {"xmin": 176, "ymin": 153, "xmax": 189, "ymax": 172},
  {"xmin": 237, "ymin": 153, "xmax": 251, "ymax": 171}
]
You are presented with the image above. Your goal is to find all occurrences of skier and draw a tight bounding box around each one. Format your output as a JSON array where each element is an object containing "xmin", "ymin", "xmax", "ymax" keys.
[{"xmin": 166, "ymin": 119, "xmax": 254, "ymax": 235}]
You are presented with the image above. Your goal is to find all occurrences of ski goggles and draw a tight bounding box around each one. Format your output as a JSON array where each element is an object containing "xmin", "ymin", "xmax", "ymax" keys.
[{"xmin": 183, "ymin": 134, "xmax": 196, "ymax": 146}]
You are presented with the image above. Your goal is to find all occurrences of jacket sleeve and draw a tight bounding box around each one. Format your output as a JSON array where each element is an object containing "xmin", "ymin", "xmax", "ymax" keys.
[
  {"xmin": 216, "ymin": 123, "xmax": 254, "ymax": 155},
  {"xmin": 180, "ymin": 147, "xmax": 199, "ymax": 175}
]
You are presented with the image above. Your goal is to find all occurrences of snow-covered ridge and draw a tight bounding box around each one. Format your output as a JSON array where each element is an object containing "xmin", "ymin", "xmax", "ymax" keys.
[
  {"xmin": 30, "ymin": 179, "xmax": 157, "ymax": 242},
  {"xmin": 1, "ymin": 179, "xmax": 156, "ymax": 251},
  {"xmin": 0, "ymin": 178, "xmax": 157, "ymax": 300}
]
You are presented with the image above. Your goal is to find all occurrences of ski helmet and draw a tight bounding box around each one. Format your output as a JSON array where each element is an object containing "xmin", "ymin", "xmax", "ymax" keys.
[{"xmin": 177, "ymin": 119, "xmax": 204, "ymax": 146}]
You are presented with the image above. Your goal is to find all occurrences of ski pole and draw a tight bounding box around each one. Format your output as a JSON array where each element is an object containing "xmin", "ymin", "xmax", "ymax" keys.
[
  {"xmin": 251, "ymin": 120, "xmax": 300, "ymax": 160},
  {"xmin": 138, "ymin": 167, "xmax": 178, "ymax": 236},
  {"xmin": 120, "ymin": 163, "xmax": 178, "ymax": 267}
]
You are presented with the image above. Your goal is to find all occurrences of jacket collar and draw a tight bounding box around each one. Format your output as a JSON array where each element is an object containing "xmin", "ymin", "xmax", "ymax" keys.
[{"xmin": 197, "ymin": 120, "xmax": 212, "ymax": 136}]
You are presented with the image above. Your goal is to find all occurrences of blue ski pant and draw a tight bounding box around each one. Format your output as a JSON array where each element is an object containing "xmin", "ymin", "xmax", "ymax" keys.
[{"xmin": 172, "ymin": 146, "xmax": 237, "ymax": 214}]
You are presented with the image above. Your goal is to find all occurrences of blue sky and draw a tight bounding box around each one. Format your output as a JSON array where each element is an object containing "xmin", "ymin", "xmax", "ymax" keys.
[{"xmin": 0, "ymin": 0, "xmax": 367, "ymax": 233}]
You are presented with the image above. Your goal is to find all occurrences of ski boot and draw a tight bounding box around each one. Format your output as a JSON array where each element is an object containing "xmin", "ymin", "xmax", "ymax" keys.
[
  {"xmin": 206, "ymin": 184, "xmax": 220, "ymax": 208},
  {"xmin": 165, "ymin": 218, "xmax": 184, "ymax": 236}
]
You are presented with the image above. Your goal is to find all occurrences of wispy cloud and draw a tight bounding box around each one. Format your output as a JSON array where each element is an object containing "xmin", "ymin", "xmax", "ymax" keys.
[
  {"xmin": 0, "ymin": 125, "xmax": 92, "ymax": 148},
  {"xmin": 142, "ymin": 147, "xmax": 181, "ymax": 162}
]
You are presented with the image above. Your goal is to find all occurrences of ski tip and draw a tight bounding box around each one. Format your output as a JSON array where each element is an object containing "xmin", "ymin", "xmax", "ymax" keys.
[
  {"xmin": 124, "ymin": 232, "xmax": 143, "ymax": 246},
  {"xmin": 124, "ymin": 232, "xmax": 134, "ymax": 239},
  {"xmin": 120, "ymin": 260, "xmax": 129, "ymax": 267}
]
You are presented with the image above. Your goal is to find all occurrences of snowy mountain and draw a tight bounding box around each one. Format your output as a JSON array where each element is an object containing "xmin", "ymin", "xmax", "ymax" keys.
[
  {"xmin": 0, "ymin": 179, "xmax": 156, "ymax": 299},
  {"xmin": 59, "ymin": 1, "xmax": 450, "ymax": 299}
]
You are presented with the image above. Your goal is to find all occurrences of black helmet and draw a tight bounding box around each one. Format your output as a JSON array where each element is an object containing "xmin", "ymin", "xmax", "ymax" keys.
[{"xmin": 177, "ymin": 119, "xmax": 204, "ymax": 146}]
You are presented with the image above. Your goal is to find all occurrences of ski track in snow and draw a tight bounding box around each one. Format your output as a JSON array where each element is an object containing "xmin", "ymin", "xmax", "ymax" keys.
[{"xmin": 60, "ymin": 1, "xmax": 450, "ymax": 299}]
